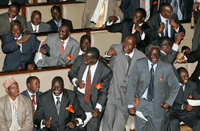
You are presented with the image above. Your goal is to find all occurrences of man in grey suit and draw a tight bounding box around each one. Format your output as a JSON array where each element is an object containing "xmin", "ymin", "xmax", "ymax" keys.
[
  {"xmin": 126, "ymin": 43, "xmax": 180, "ymax": 131},
  {"xmin": 27, "ymin": 10, "xmax": 51, "ymax": 33},
  {"xmin": 0, "ymin": 2, "xmax": 27, "ymax": 36},
  {"xmin": 37, "ymin": 25, "xmax": 80, "ymax": 68},
  {"xmin": 102, "ymin": 34, "xmax": 146, "ymax": 131}
]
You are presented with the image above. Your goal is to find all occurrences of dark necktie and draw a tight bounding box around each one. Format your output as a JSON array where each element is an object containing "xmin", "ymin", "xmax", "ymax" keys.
[
  {"xmin": 84, "ymin": 66, "xmax": 91, "ymax": 102},
  {"xmin": 165, "ymin": 20, "xmax": 169, "ymax": 37},
  {"xmin": 147, "ymin": 64, "xmax": 154, "ymax": 101},
  {"xmin": 126, "ymin": 55, "xmax": 131, "ymax": 66},
  {"xmin": 56, "ymin": 97, "xmax": 60, "ymax": 116}
]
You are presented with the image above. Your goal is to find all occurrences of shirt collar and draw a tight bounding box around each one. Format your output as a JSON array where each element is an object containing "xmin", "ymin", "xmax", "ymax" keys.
[
  {"xmin": 52, "ymin": 92, "xmax": 63, "ymax": 102},
  {"xmin": 147, "ymin": 59, "xmax": 157, "ymax": 70},
  {"xmin": 125, "ymin": 48, "xmax": 135, "ymax": 59},
  {"xmin": 54, "ymin": 18, "xmax": 62, "ymax": 25},
  {"xmin": 14, "ymin": 34, "xmax": 22, "ymax": 40},
  {"xmin": 31, "ymin": 22, "xmax": 40, "ymax": 32},
  {"xmin": 9, "ymin": 95, "xmax": 18, "ymax": 104},
  {"xmin": 9, "ymin": 16, "xmax": 17, "ymax": 22},
  {"xmin": 27, "ymin": 89, "xmax": 36, "ymax": 96}
]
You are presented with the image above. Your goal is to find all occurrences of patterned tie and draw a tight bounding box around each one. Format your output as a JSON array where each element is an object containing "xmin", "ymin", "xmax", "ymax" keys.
[
  {"xmin": 12, "ymin": 101, "xmax": 20, "ymax": 131},
  {"xmin": 141, "ymin": 0, "xmax": 145, "ymax": 9},
  {"xmin": 10, "ymin": 18, "xmax": 13, "ymax": 22},
  {"xmin": 165, "ymin": 20, "xmax": 169, "ymax": 37},
  {"xmin": 31, "ymin": 95, "xmax": 36, "ymax": 110},
  {"xmin": 84, "ymin": 66, "xmax": 91, "ymax": 102},
  {"xmin": 56, "ymin": 97, "xmax": 61, "ymax": 116},
  {"xmin": 34, "ymin": 26, "xmax": 37, "ymax": 32},
  {"xmin": 95, "ymin": 0, "xmax": 106, "ymax": 28},
  {"xmin": 147, "ymin": 64, "xmax": 154, "ymax": 101},
  {"xmin": 61, "ymin": 41, "xmax": 65, "ymax": 55}
]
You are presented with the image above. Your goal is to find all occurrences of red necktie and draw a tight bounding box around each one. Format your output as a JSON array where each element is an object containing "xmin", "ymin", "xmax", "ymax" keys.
[
  {"xmin": 10, "ymin": 18, "xmax": 13, "ymax": 22},
  {"xmin": 31, "ymin": 95, "xmax": 36, "ymax": 109},
  {"xmin": 61, "ymin": 41, "xmax": 65, "ymax": 55},
  {"xmin": 84, "ymin": 66, "xmax": 91, "ymax": 102},
  {"xmin": 141, "ymin": 0, "xmax": 145, "ymax": 9}
]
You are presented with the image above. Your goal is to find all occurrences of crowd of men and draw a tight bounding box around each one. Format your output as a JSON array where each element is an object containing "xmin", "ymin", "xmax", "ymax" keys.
[{"xmin": 0, "ymin": 0, "xmax": 200, "ymax": 131}]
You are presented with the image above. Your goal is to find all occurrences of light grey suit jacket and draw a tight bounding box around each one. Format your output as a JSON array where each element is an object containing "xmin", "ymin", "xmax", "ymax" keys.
[
  {"xmin": 37, "ymin": 34, "xmax": 80, "ymax": 67},
  {"xmin": 126, "ymin": 58, "xmax": 180, "ymax": 118},
  {"xmin": 0, "ymin": 12, "xmax": 26, "ymax": 36},
  {"xmin": 81, "ymin": 0, "xmax": 124, "ymax": 28},
  {"xmin": 26, "ymin": 21, "xmax": 52, "ymax": 33},
  {"xmin": 106, "ymin": 44, "xmax": 146, "ymax": 107},
  {"xmin": 0, "ymin": 94, "xmax": 33, "ymax": 131}
]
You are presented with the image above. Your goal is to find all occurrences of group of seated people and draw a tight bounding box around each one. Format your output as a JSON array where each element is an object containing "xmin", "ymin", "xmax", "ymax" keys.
[{"xmin": 0, "ymin": 0, "xmax": 200, "ymax": 131}]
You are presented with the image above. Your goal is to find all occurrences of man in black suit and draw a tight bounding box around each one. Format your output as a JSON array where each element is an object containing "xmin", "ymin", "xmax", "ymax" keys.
[
  {"xmin": 0, "ymin": 0, "xmax": 28, "ymax": 5},
  {"xmin": 47, "ymin": 5, "xmax": 73, "ymax": 31},
  {"xmin": 33, "ymin": 76, "xmax": 86, "ymax": 131},
  {"xmin": 167, "ymin": 67, "xmax": 200, "ymax": 131},
  {"xmin": 147, "ymin": 3, "xmax": 185, "ymax": 43},
  {"xmin": 106, "ymin": 8, "xmax": 153, "ymax": 53},
  {"xmin": 120, "ymin": 0, "xmax": 158, "ymax": 21},
  {"xmin": 1, "ymin": 20, "xmax": 50, "ymax": 71},
  {"xmin": 68, "ymin": 47, "xmax": 113, "ymax": 131}
]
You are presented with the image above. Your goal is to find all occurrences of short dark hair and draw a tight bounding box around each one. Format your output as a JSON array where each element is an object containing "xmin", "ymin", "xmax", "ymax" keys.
[
  {"xmin": 159, "ymin": 37, "xmax": 173, "ymax": 47},
  {"xmin": 85, "ymin": 47, "xmax": 100, "ymax": 59},
  {"xmin": 52, "ymin": 76, "xmax": 64, "ymax": 85},
  {"xmin": 51, "ymin": 5, "xmax": 61, "ymax": 13},
  {"xmin": 177, "ymin": 67, "xmax": 188, "ymax": 76},
  {"xmin": 10, "ymin": 20, "xmax": 21, "ymax": 28},
  {"xmin": 26, "ymin": 76, "xmax": 39, "ymax": 86},
  {"xmin": 10, "ymin": 2, "xmax": 21, "ymax": 12},
  {"xmin": 159, "ymin": 3, "xmax": 171, "ymax": 12},
  {"xmin": 181, "ymin": 46, "xmax": 190, "ymax": 52},
  {"xmin": 135, "ymin": 8, "xmax": 146, "ymax": 18},
  {"xmin": 80, "ymin": 35, "xmax": 91, "ymax": 44},
  {"xmin": 31, "ymin": 10, "xmax": 41, "ymax": 17}
]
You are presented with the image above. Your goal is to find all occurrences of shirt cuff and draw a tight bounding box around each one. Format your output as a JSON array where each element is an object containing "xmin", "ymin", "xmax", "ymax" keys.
[
  {"xmin": 116, "ymin": 16, "xmax": 121, "ymax": 23},
  {"xmin": 181, "ymin": 105, "xmax": 184, "ymax": 110},
  {"xmin": 158, "ymin": 33, "xmax": 161, "ymax": 37},
  {"xmin": 72, "ymin": 78, "xmax": 78, "ymax": 86},
  {"xmin": 172, "ymin": 43, "xmax": 179, "ymax": 52},
  {"xmin": 95, "ymin": 103, "xmax": 102, "ymax": 112},
  {"xmin": 128, "ymin": 105, "xmax": 134, "ymax": 108},
  {"xmin": 106, "ymin": 21, "xmax": 113, "ymax": 26},
  {"xmin": 175, "ymin": 25, "xmax": 180, "ymax": 32},
  {"xmin": 140, "ymin": 32, "xmax": 145, "ymax": 40},
  {"xmin": 184, "ymin": 55, "xmax": 187, "ymax": 61},
  {"xmin": 75, "ymin": 118, "xmax": 83, "ymax": 126},
  {"xmin": 105, "ymin": 51, "xmax": 112, "ymax": 57},
  {"xmin": 40, "ymin": 120, "xmax": 45, "ymax": 129}
]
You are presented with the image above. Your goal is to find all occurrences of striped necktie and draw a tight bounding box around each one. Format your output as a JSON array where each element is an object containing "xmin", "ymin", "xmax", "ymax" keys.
[
  {"xmin": 95, "ymin": 0, "xmax": 106, "ymax": 28},
  {"xmin": 12, "ymin": 101, "xmax": 20, "ymax": 131},
  {"xmin": 61, "ymin": 41, "xmax": 65, "ymax": 55},
  {"xmin": 84, "ymin": 66, "xmax": 91, "ymax": 102}
]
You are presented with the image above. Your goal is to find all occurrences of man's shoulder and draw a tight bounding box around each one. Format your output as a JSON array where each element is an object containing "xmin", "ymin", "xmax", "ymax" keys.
[
  {"xmin": 63, "ymin": 88, "xmax": 75, "ymax": 97},
  {"xmin": 69, "ymin": 36, "xmax": 79, "ymax": 46},
  {"xmin": 62, "ymin": 18, "xmax": 72, "ymax": 23},
  {"xmin": 38, "ymin": 89, "xmax": 51, "ymax": 99},
  {"xmin": 18, "ymin": 94, "xmax": 31, "ymax": 102},
  {"xmin": 17, "ymin": 14, "xmax": 26, "ymax": 21},
  {"xmin": 0, "ymin": 12, "xmax": 8, "ymax": 18},
  {"xmin": 47, "ymin": 19, "xmax": 54, "ymax": 24},
  {"xmin": 20, "ymin": 90, "xmax": 28, "ymax": 95},
  {"xmin": 0, "ymin": 94, "xmax": 8, "ymax": 103},
  {"xmin": 187, "ymin": 80, "xmax": 197, "ymax": 88},
  {"xmin": 40, "ymin": 22, "xmax": 51, "ymax": 27},
  {"xmin": 47, "ymin": 33, "xmax": 59, "ymax": 39}
]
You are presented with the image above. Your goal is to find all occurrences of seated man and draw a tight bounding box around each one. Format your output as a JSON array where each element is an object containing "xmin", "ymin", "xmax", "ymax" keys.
[
  {"xmin": 0, "ymin": 0, "xmax": 28, "ymax": 5},
  {"xmin": 0, "ymin": 2, "xmax": 27, "ymax": 36},
  {"xmin": 81, "ymin": 0, "xmax": 124, "ymax": 28},
  {"xmin": 27, "ymin": 10, "xmax": 52, "ymax": 33},
  {"xmin": 79, "ymin": 35, "xmax": 91, "ymax": 55},
  {"xmin": 47, "ymin": 5, "xmax": 73, "ymax": 31},
  {"xmin": 37, "ymin": 25, "xmax": 80, "ymax": 67},
  {"xmin": 33, "ymin": 76, "xmax": 86, "ymax": 131},
  {"xmin": 167, "ymin": 67, "xmax": 200, "ymax": 131},
  {"xmin": 0, "ymin": 76, "xmax": 33, "ymax": 130},
  {"xmin": 2, "ymin": 20, "xmax": 50, "ymax": 71},
  {"xmin": 68, "ymin": 47, "xmax": 113, "ymax": 131},
  {"xmin": 106, "ymin": 8, "xmax": 153, "ymax": 53}
]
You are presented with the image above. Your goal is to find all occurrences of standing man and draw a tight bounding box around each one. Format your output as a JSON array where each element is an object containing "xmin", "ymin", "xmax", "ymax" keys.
[
  {"xmin": 27, "ymin": 10, "xmax": 52, "ymax": 33},
  {"xmin": 0, "ymin": 2, "xmax": 27, "ymax": 36},
  {"xmin": 68, "ymin": 47, "xmax": 113, "ymax": 131},
  {"xmin": 102, "ymin": 34, "xmax": 146, "ymax": 131},
  {"xmin": 47, "ymin": 5, "xmax": 73, "ymax": 31},
  {"xmin": 33, "ymin": 76, "xmax": 86, "ymax": 131},
  {"xmin": 2, "ymin": 20, "xmax": 50, "ymax": 71},
  {"xmin": 126, "ymin": 43, "xmax": 180, "ymax": 131},
  {"xmin": 37, "ymin": 25, "xmax": 80, "ymax": 67},
  {"xmin": 0, "ymin": 76, "xmax": 33, "ymax": 130}
]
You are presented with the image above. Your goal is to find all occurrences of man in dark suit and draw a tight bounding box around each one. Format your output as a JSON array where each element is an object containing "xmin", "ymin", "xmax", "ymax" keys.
[
  {"xmin": 27, "ymin": 10, "xmax": 52, "ymax": 33},
  {"xmin": 47, "ymin": 5, "xmax": 73, "ymax": 31},
  {"xmin": 34, "ymin": 76, "xmax": 86, "ymax": 131},
  {"xmin": 106, "ymin": 8, "xmax": 153, "ymax": 53},
  {"xmin": 147, "ymin": 3, "xmax": 185, "ymax": 43},
  {"xmin": 167, "ymin": 67, "xmax": 200, "ymax": 131},
  {"xmin": 68, "ymin": 47, "xmax": 113, "ymax": 131},
  {"xmin": 102, "ymin": 35, "xmax": 146, "ymax": 131},
  {"xmin": 1, "ymin": 20, "xmax": 50, "ymax": 71},
  {"xmin": 120, "ymin": 0, "xmax": 158, "ymax": 21},
  {"xmin": 0, "ymin": 0, "xmax": 28, "ymax": 5},
  {"xmin": 126, "ymin": 43, "xmax": 180, "ymax": 131},
  {"xmin": 0, "ymin": 2, "xmax": 27, "ymax": 36}
]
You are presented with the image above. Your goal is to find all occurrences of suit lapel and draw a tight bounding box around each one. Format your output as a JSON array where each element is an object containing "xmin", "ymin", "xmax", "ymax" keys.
[
  {"xmin": 183, "ymin": 83, "xmax": 190, "ymax": 101},
  {"xmin": 128, "ymin": 49, "xmax": 139, "ymax": 75},
  {"xmin": 59, "ymin": 91, "xmax": 70, "ymax": 123},
  {"xmin": 5, "ymin": 95, "xmax": 12, "ymax": 127},
  {"xmin": 49, "ymin": 93, "xmax": 59, "ymax": 119},
  {"xmin": 78, "ymin": 62, "xmax": 87, "ymax": 81},
  {"xmin": 28, "ymin": 22, "xmax": 33, "ymax": 32},
  {"xmin": 154, "ymin": 60, "xmax": 162, "ymax": 87},
  {"xmin": 17, "ymin": 95, "xmax": 24, "ymax": 126}
]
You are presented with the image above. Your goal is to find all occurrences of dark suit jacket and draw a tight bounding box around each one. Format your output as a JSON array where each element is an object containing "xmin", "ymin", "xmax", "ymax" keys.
[
  {"xmin": 27, "ymin": 21, "xmax": 52, "ymax": 33},
  {"xmin": 147, "ymin": 13, "xmax": 185, "ymax": 43},
  {"xmin": 120, "ymin": 0, "xmax": 158, "ymax": 20},
  {"xmin": 192, "ymin": 10, "xmax": 200, "ymax": 51},
  {"xmin": 106, "ymin": 21, "xmax": 153, "ymax": 53},
  {"xmin": 21, "ymin": 90, "xmax": 43, "ymax": 110},
  {"xmin": 0, "ymin": 0, "xmax": 28, "ymax": 5},
  {"xmin": 68, "ymin": 55, "xmax": 113, "ymax": 119},
  {"xmin": 0, "ymin": 12, "xmax": 27, "ymax": 36},
  {"xmin": 1, "ymin": 32, "xmax": 50, "ymax": 71},
  {"xmin": 33, "ymin": 89, "xmax": 86, "ymax": 131},
  {"xmin": 47, "ymin": 18, "xmax": 73, "ymax": 31}
]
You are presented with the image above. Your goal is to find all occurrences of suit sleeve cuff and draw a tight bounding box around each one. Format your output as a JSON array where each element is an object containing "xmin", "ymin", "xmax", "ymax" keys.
[
  {"xmin": 106, "ymin": 21, "xmax": 113, "ymax": 26},
  {"xmin": 116, "ymin": 16, "xmax": 121, "ymax": 23},
  {"xmin": 140, "ymin": 32, "xmax": 145, "ymax": 40},
  {"xmin": 75, "ymin": 118, "xmax": 83, "ymax": 126},
  {"xmin": 72, "ymin": 78, "xmax": 78, "ymax": 86},
  {"xmin": 175, "ymin": 25, "xmax": 180, "ymax": 32},
  {"xmin": 95, "ymin": 103, "xmax": 102, "ymax": 112},
  {"xmin": 128, "ymin": 105, "xmax": 134, "ymax": 108}
]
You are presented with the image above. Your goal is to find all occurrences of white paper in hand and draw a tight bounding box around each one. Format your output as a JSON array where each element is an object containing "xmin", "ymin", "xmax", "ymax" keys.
[
  {"xmin": 187, "ymin": 99, "xmax": 200, "ymax": 106},
  {"xmin": 35, "ymin": 41, "xmax": 44, "ymax": 63},
  {"xmin": 136, "ymin": 110, "xmax": 148, "ymax": 121},
  {"xmin": 82, "ymin": 112, "xmax": 92, "ymax": 127}
]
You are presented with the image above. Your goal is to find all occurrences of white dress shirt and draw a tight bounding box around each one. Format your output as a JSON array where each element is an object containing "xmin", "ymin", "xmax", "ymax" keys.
[
  {"xmin": 27, "ymin": 89, "xmax": 37, "ymax": 110},
  {"xmin": 31, "ymin": 23, "xmax": 39, "ymax": 33},
  {"xmin": 9, "ymin": 16, "xmax": 17, "ymax": 22}
]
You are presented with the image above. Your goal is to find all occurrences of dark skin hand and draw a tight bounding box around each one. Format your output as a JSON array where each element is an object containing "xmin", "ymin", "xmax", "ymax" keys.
[
  {"xmin": 67, "ymin": 120, "xmax": 78, "ymax": 129},
  {"xmin": 108, "ymin": 16, "xmax": 118, "ymax": 23},
  {"xmin": 107, "ymin": 48, "xmax": 117, "ymax": 56},
  {"xmin": 169, "ymin": 18, "xmax": 178, "ymax": 29},
  {"xmin": 24, "ymin": 30, "xmax": 32, "ymax": 34},
  {"xmin": 183, "ymin": 104, "xmax": 194, "ymax": 111},
  {"xmin": 175, "ymin": 32, "xmax": 185, "ymax": 45},
  {"xmin": 92, "ymin": 108, "xmax": 99, "ymax": 118},
  {"xmin": 17, "ymin": 35, "xmax": 30, "ymax": 45},
  {"xmin": 42, "ymin": 117, "xmax": 52, "ymax": 128},
  {"xmin": 161, "ymin": 102, "xmax": 170, "ymax": 109},
  {"xmin": 157, "ymin": 23, "xmax": 165, "ymax": 33},
  {"xmin": 134, "ymin": 98, "xmax": 140, "ymax": 107},
  {"xmin": 135, "ymin": 24, "xmax": 143, "ymax": 35},
  {"xmin": 40, "ymin": 47, "xmax": 47, "ymax": 55},
  {"xmin": 32, "ymin": 110, "xmax": 36, "ymax": 116},
  {"xmin": 75, "ymin": 80, "xmax": 85, "ymax": 89},
  {"xmin": 193, "ymin": 2, "xmax": 200, "ymax": 10},
  {"xmin": 129, "ymin": 108, "xmax": 136, "ymax": 116}
]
